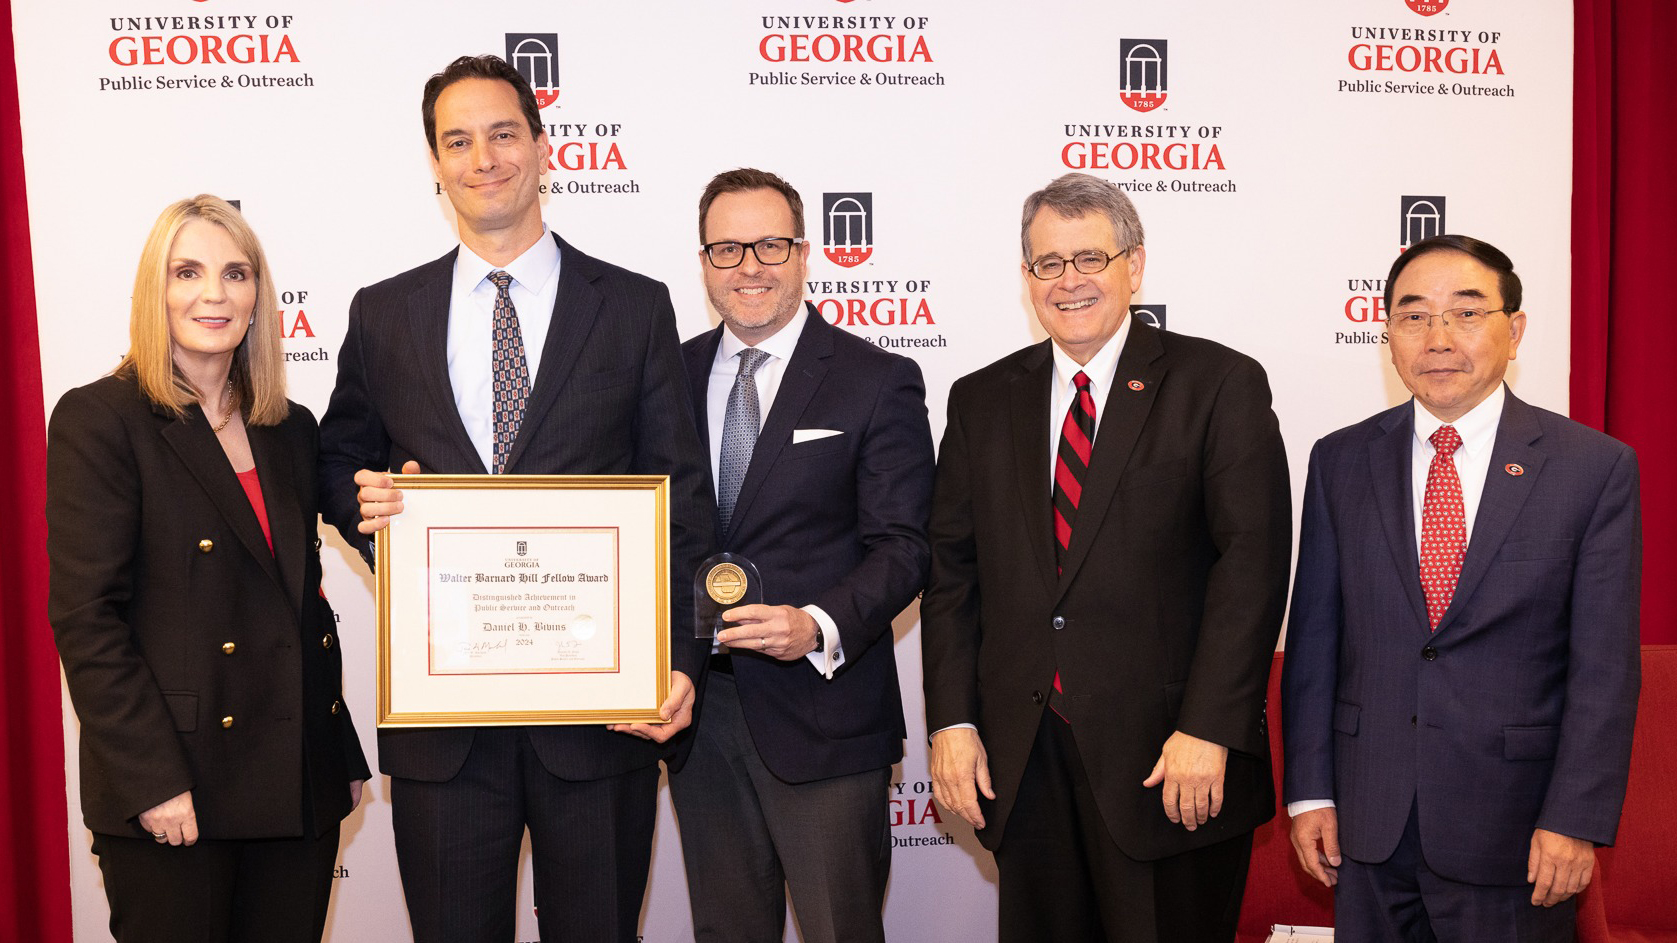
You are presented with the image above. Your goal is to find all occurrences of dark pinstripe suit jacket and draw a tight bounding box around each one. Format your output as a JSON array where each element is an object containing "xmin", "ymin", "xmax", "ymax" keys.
[
  {"xmin": 682, "ymin": 308, "xmax": 934, "ymax": 784},
  {"xmin": 1283, "ymin": 391, "xmax": 1641, "ymax": 885},
  {"xmin": 318, "ymin": 233, "xmax": 713, "ymax": 783}
]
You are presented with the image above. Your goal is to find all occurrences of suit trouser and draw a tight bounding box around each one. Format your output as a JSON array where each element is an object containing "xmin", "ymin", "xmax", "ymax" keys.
[
  {"xmin": 92, "ymin": 824, "xmax": 341, "ymax": 943},
  {"xmin": 390, "ymin": 727, "xmax": 659, "ymax": 943},
  {"xmin": 669, "ymin": 671, "xmax": 892, "ymax": 943},
  {"xmin": 995, "ymin": 711, "xmax": 1253, "ymax": 943},
  {"xmin": 1335, "ymin": 802, "xmax": 1576, "ymax": 943}
]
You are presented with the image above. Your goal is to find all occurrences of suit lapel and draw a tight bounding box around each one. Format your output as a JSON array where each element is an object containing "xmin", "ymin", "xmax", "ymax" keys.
[
  {"xmin": 686, "ymin": 327, "xmax": 725, "ymax": 547},
  {"xmin": 685, "ymin": 327, "xmax": 722, "ymax": 451},
  {"xmin": 1056, "ymin": 323, "xmax": 1167, "ymax": 598},
  {"xmin": 506, "ymin": 234, "xmax": 600, "ymax": 472},
  {"xmin": 160, "ymin": 413, "xmax": 286, "ymax": 597},
  {"xmin": 1368, "ymin": 403, "xmax": 1430, "ymax": 630},
  {"xmin": 406, "ymin": 250, "xmax": 485, "ymax": 473},
  {"xmin": 1009, "ymin": 342, "xmax": 1058, "ymax": 598},
  {"xmin": 1434, "ymin": 392, "xmax": 1544, "ymax": 636},
  {"xmin": 727, "ymin": 307, "xmax": 832, "ymax": 538},
  {"xmin": 250, "ymin": 421, "xmax": 306, "ymax": 617}
]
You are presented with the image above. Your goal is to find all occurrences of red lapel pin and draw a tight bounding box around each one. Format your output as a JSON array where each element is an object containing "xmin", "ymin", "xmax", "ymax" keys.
[
  {"xmin": 1127, "ymin": 380, "xmax": 1145, "ymax": 391},
  {"xmin": 1505, "ymin": 463, "xmax": 1525, "ymax": 477}
]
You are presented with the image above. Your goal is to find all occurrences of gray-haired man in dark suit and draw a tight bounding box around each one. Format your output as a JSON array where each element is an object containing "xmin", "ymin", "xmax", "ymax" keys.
[{"xmin": 1283, "ymin": 234, "xmax": 1641, "ymax": 941}]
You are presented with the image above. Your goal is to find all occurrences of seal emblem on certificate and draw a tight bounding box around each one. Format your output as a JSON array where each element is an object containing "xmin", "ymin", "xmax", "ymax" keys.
[{"xmin": 695, "ymin": 553, "xmax": 763, "ymax": 638}]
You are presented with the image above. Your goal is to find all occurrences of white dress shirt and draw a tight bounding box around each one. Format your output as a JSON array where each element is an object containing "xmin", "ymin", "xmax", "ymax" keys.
[
  {"xmin": 706, "ymin": 306, "xmax": 844, "ymax": 679},
  {"xmin": 1287, "ymin": 384, "xmax": 1506, "ymax": 817},
  {"xmin": 1409, "ymin": 384, "xmax": 1504, "ymax": 553},
  {"xmin": 446, "ymin": 228, "xmax": 562, "ymax": 471},
  {"xmin": 1046, "ymin": 316, "xmax": 1132, "ymax": 485}
]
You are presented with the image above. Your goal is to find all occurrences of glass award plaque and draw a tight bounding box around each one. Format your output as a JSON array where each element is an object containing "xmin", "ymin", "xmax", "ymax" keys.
[{"xmin": 694, "ymin": 552, "xmax": 763, "ymax": 639}]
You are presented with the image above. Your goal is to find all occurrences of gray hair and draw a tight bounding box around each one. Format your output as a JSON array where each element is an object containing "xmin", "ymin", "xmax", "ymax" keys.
[{"xmin": 1020, "ymin": 173, "xmax": 1145, "ymax": 260}]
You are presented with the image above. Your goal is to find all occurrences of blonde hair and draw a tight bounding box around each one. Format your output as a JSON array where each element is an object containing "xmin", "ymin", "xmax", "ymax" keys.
[{"xmin": 115, "ymin": 194, "xmax": 289, "ymax": 425}]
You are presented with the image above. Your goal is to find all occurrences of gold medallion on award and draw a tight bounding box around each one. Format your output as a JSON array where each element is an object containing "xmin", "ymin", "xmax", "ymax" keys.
[{"xmin": 694, "ymin": 553, "xmax": 764, "ymax": 639}]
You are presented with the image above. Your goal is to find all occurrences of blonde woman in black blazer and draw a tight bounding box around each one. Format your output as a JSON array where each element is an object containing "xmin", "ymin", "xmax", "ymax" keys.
[{"xmin": 46, "ymin": 195, "xmax": 369, "ymax": 943}]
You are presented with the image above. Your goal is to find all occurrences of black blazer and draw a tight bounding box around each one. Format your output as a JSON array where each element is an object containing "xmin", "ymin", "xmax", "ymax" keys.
[
  {"xmin": 921, "ymin": 323, "xmax": 1292, "ymax": 858},
  {"xmin": 682, "ymin": 308, "xmax": 934, "ymax": 783},
  {"xmin": 46, "ymin": 374, "xmax": 369, "ymax": 840},
  {"xmin": 317, "ymin": 233, "xmax": 713, "ymax": 783}
]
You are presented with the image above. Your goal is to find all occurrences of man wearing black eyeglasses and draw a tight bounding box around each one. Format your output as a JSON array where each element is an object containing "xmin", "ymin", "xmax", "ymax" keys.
[
  {"xmin": 922, "ymin": 172, "xmax": 1291, "ymax": 942},
  {"xmin": 1283, "ymin": 234, "xmax": 1640, "ymax": 939},
  {"xmin": 668, "ymin": 168, "xmax": 934, "ymax": 943}
]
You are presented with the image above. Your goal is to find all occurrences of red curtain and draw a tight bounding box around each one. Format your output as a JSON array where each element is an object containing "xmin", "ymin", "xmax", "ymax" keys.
[
  {"xmin": 1572, "ymin": 0, "xmax": 1677, "ymax": 645},
  {"xmin": 1, "ymin": 8, "xmax": 75, "ymax": 941}
]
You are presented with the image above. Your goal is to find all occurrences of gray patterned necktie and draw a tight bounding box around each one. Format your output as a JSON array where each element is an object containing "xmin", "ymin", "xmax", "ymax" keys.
[
  {"xmin": 487, "ymin": 270, "xmax": 530, "ymax": 474},
  {"xmin": 717, "ymin": 348, "xmax": 770, "ymax": 532}
]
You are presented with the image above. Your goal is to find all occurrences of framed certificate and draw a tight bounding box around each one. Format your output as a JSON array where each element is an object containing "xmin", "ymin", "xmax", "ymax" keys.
[{"xmin": 375, "ymin": 474, "xmax": 670, "ymax": 727}]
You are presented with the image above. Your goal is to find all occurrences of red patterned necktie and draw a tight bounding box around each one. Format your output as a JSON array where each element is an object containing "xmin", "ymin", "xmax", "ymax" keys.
[
  {"xmin": 488, "ymin": 270, "xmax": 531, "ymax": 475},
  {"xmin": 1419, "ymin": 424, "xmax": 1466, "ymax": 630},
  {"xmin": 1050, "ymin": 371, "xmax": 1096, "ymax": 709}
]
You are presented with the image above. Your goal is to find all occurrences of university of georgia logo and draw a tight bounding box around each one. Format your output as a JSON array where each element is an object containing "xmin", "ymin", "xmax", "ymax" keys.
[
  {"xmin": 1400, "ymin": 195, "xmax": 1447, "ymax": 249},
  {"xmin": 516, "ymin": 540, "xmax": 529, "ymax": 557},
  {"xmin": 822, "ymin": 192, "xmax": 874, "ymax": 267},
  {"xmin": 1129, "ymin": 304, "xmax": 1167, "ymax": 330},
  {"xmin": 1406, "ymin": 0, "xmax": 1449, "ymax": 16},
  {"xmin": 506, "ymin": 34, "xmax": 560, "ymax": 108},
  {"xmin": 1119, "ymin": 39, "xmax": 1168, "ymax": 113}
]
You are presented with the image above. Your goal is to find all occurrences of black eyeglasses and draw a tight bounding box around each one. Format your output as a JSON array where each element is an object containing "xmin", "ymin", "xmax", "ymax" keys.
[
  {"xmin": 1027, "ymin": 248, "xmax": 1130, "ymax": 280},
  {"xmin": 701, "ymin": 237, "xmax": 805, "ymax": 269}
]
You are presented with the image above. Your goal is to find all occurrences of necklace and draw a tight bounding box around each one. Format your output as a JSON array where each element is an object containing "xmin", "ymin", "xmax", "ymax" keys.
[{"xmin": 209, "ymin": 379, "xmax": 237, "ymax": 434}]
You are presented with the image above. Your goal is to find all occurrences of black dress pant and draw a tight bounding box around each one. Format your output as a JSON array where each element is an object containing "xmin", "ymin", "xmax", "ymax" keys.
[
  {"xmin": 390, "ymin": 727, "xmax": 660, "ymax": 943},
  {"xmin": 995, "ymin": 712, "xmax": 1252, "ymax": 943},
  {"xmin": 92, "ymin": 825, "xmax": 341, "ymax": 943}
]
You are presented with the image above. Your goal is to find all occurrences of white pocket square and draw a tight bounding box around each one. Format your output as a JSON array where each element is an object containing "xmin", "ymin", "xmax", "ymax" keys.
[{"xmin": 793, "ymin": 428, "xmax": 843, "ymax": 444}]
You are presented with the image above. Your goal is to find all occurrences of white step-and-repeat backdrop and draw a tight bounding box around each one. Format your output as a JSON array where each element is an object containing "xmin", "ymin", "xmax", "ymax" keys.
[{"xmin": 14, "ymin": 0, "xmax": 1569, "ymax": 938}]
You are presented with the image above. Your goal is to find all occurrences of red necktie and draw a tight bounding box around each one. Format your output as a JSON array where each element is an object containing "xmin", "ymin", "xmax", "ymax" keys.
[
  {"xmin": 1050, "ymin": 371, "xmax": 1096, "ymax": 707},
  {"xmin": 1419, "ymin": 425, "xmax": 1466, "ymax": 630}
]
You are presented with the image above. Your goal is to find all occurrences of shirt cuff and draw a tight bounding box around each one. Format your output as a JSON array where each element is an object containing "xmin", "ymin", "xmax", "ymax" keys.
[
  {"xmin": 929, "ymin": 722, "xmax": 978, "ymax": 745},
  {"xmin": 802, "ymin": 604, "xmax": 843, "ymax": 680},
  {"xmin": 1286, "ymin": 799, "xmax": 1336, "ymax": 817}
]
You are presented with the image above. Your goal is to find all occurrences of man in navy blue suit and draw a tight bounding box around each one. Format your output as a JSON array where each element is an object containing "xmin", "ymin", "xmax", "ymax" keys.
[
  {"xmin": 1282, "ymin": 234, "xmax": 1642, "ymax": 940},
  {"xmin": 318, "ymin": 55, "xmax": 711, "ymax": 943},
  {"xmin": 669, "ymin": 168, "xmax": 934, "ymax": 943}
]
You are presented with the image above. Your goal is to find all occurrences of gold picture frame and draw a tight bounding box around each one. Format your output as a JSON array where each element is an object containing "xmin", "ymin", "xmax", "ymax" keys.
[{"xmin": 375, "ymin": 474, "xmax": 670, "ymax": 727}]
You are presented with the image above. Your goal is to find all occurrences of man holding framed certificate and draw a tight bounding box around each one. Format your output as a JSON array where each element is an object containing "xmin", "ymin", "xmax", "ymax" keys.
[
  {"xmin": 670, "ymin": 168, "xmax": 935, "ymax": 943},
  {"xmin": 316, "ymin": 55, "xmax": 712, "ymax": 943}
]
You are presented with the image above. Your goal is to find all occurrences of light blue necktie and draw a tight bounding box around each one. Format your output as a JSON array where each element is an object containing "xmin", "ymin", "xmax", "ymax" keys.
[{"xmin": 717, "ymin": 348, "xmax": 769, "ymax": 532}]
